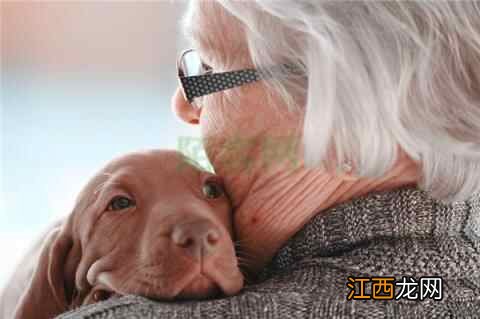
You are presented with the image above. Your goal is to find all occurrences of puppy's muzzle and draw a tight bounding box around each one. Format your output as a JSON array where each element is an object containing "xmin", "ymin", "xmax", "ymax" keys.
[{"xmin": 171, "ymin": 220, "xmax": 221, "ymax": 259}]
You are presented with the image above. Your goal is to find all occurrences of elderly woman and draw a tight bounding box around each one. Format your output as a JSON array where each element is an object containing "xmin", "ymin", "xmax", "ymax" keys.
[{"xmin": 62, "ymin": 0, "xmax": 479, "ymax": 317}]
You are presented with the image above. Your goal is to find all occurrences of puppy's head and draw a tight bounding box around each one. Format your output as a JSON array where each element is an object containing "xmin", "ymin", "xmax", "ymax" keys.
[
  {"xmin": 73, "ymin": 150, "xmax": 244, "ymax": 303},
  {"xmin": 16, "ymin": 150, "xmax": 243, "ymax": 319}
]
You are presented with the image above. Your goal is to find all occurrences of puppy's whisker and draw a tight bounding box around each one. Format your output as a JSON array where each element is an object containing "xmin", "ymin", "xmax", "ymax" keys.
[
  {"xmin": 233, "ymin": 237, "xmax": 259, "ymax": 246},
  {"xmin": 236, "ymin": 259, "xmax": 255, "ymax": 268},
  {"xmin": 235, "ymin": 248, "xmax": 255, "ymax": 255},
  {"xmin": 235, "ymin": 251, "xmax": 256, "ymax": 260},
  {"xmin": 237, "ymin": 263, "xmax": 253, "ymax": 270},
  {"xmin": 236, "ymin": 254, "xmax": 253, "ymax": 260},
  {"xmin": 236, "ymin": 259, "xmax": 254, "ymax": 269}
]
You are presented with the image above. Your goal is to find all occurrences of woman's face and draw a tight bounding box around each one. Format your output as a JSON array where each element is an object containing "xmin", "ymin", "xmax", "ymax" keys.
[
  {"xmin": 172, "ymin": 3, "xmax": 304, "ymax": 206},
  {"xmin": 173, "ymin": 85, "xmax": 304, "ymax": 215}
]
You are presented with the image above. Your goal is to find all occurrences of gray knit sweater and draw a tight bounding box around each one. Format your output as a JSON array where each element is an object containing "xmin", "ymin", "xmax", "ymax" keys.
[{"xmin": 58, "ymin": 187, "xmax": 480, "ymax": 318}]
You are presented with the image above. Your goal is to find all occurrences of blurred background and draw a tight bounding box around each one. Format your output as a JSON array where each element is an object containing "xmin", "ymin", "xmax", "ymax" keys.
[{"xmin": 0, "ymin": 1, "xmax": 202, "ymax": 288}]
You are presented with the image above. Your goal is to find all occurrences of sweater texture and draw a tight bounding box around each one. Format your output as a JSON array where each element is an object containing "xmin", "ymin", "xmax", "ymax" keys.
[{"xmin": 58, "ymin": 187, "xmax": 480, "ymax": 318}]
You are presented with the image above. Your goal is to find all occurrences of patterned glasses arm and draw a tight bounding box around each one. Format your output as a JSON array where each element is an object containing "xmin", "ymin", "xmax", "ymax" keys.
[{"xmin": 179, "ymin": 69, "xmax": 261, "ymax": 103}]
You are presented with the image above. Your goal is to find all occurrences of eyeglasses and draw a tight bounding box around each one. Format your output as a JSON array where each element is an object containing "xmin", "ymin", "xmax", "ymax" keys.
[
  {"xmin": 177, "ymin": 49, "xmax": 264, "ymax": 104},
  {"xmin": 177, "ymin": 49, "xmax": 303, "ymax": 104}
]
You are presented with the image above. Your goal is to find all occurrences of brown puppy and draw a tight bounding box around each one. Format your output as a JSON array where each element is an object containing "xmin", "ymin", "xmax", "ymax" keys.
[{"xmin": 13, "ymin": 150, "xmax": 244, "ymax": 319}]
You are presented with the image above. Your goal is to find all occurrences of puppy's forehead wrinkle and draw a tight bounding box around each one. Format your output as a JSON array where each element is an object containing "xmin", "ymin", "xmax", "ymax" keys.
[
  {"xmin": 102, "ymin": 167, "xmax": 169, "ymax": 192},
  {"xmin": 92, "ymin": 154, "xmax": 204, "ymax": 199},
  {"xmin": 86, "ymin": 207, "xmax": 132, "ymax": 245},
  {"xmin": 93, "ymin": 179, "xmax": 119, "ymax": 196}
]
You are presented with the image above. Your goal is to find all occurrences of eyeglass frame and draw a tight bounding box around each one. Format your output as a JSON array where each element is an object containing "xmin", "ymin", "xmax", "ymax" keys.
[{"xmin": 177, "ymin": 49, "xmax": 300, "ymax": 104}]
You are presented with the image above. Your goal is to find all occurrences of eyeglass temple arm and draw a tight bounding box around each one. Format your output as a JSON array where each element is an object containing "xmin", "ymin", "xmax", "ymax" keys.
[{"xmin": 179, "ymin": 69, "xmax": 261, "ymax": 103}]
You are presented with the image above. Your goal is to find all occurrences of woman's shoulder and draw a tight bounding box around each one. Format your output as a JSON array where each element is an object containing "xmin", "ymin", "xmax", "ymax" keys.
[{"xmin": 57, "ymin": 268, "xmax": 480, "ymax": 319}]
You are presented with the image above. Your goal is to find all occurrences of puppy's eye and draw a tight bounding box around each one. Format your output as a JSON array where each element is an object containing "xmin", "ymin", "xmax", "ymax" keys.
[
  {"xmin": 202, "ymin": 180, "xmax": 224, "ymax": 199},
  {"xmin": 107, "ymin": 196, "xmax": 135, "ymax": 211}
]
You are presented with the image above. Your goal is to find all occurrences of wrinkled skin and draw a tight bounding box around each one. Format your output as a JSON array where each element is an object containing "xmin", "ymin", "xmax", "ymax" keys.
[{"xmin": 13, "ymin": 150, "xmax": 243, "ymax": 319}]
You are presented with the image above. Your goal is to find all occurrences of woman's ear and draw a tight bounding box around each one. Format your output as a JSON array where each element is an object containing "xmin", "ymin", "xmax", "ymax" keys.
[{"xmin": 13, "ymin": 221, "xmax": 78, "ymax": 319}]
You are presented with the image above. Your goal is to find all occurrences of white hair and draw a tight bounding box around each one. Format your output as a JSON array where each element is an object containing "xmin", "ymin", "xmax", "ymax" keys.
[{"xmin": 186, "ymin": 1, "xmax": 480, "ymax": 202}]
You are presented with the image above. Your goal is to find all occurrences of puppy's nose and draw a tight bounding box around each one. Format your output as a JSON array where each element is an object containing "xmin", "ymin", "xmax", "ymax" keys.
[{"xmin": 171, "ymin": 221, "xmax": 221, "ymax": 258}]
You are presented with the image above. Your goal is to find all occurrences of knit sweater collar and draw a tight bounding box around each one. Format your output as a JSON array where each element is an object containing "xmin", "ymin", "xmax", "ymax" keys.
[{"xmin": 261, "ymin": 186, "xmax": 480, "ymax": 278}]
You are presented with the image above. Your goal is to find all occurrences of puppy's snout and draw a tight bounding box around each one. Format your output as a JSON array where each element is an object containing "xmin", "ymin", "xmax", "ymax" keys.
[{"xmin": 171, "ymin": 221, "xmax": 221, "ymax": 258}]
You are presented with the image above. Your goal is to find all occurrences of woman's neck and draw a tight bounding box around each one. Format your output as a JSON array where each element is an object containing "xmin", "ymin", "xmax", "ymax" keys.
[{"xmin": 219, "ymin": 156, "xmax": 419, "ymax": 273}]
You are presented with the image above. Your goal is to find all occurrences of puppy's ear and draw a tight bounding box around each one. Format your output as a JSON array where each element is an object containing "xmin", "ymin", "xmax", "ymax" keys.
[
  {"xmin": 0, "ymin": 219, "xmax": 64, "ymax": 319},
  {"xmin": 13, "ymin": 222, "xmax": 78, "ymax": 319}
]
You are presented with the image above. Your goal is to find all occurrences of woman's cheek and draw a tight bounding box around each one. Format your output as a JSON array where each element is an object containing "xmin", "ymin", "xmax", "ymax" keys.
[{"xmin": 199, "ymin": 96, "xmax": 230, "ymax": 161}]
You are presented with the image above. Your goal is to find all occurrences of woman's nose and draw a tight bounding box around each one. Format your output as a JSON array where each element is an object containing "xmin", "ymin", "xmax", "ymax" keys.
[{"xmin": 171, "ymin": 87, "xmax": 202, "ymax": 125}]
